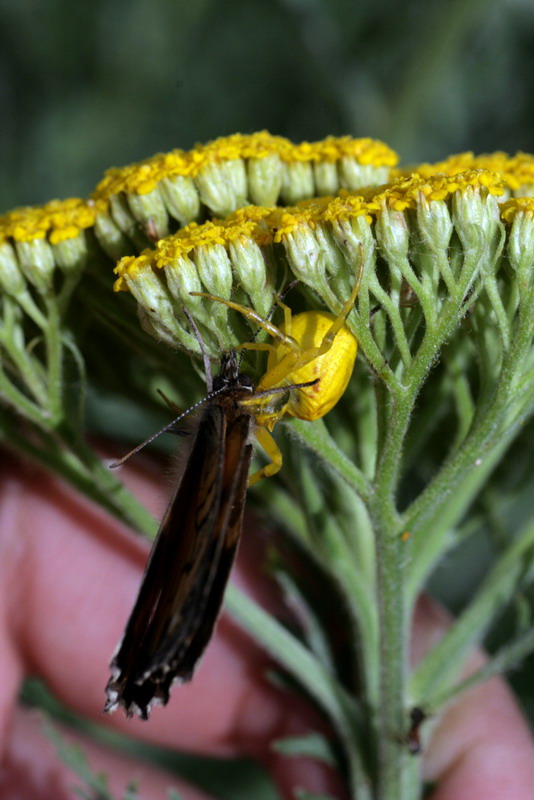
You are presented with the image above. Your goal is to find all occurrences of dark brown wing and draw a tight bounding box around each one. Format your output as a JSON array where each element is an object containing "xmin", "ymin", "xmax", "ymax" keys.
[
  {"xmin": 174, "ymin": 411, "xmax": 253, "ymax": 678},
  {"xmin": 105, "ymin": 406, "xmax": 252, "ymax": 719}
]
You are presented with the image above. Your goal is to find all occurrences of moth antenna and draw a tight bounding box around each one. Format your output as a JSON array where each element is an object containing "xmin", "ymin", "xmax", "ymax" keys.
[
  {"xmin": 183, "ymin": 306, "xmax": 213, "ymax": 393},
  {"xmin": 109, "ymin": 385, "xmax": 230, "ymax": 468}
]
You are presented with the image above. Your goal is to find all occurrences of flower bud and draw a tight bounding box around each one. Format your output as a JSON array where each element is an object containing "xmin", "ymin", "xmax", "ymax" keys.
[
  {"xmin": 94, "ymin": 207, "xmax": 134, "ymax": 261},
  {"xmin": 339, "ymin": 159, "xmax": 390, "ymax": 190},
  {"xmin": 195, "ymin": 159, "xmax": 248, "ymax": 217},
  {"xmin": 0, "ymin": 241, "xmax": 26, "ymax": 296},
  {"xmin": 313, "ymin": 161, "xmax": 339, "ymax": 196},
  {"xmin": 452, "ymin": 175, "xmax": 503, "ymax": 261},
  {"xmin": 280, "ymin": 162, "xmax": 315, "ymax": 205},
  {"xmin": 247, "ymin": 155, "xmax": 283, "ymax": 207},
  {"xmin": 415, "ymin": 194, "xmax": 453, "ymax": 256},
  {"xmin": 375, "ymin": 202, "xmax": 410, "ymax": 264},
  {"xmin": 51, "ymin": 232, "xmax": 89, "ymax": 276},
  {"xmin": 276, "ymin": 211, "xmax": 326, "ymax": 293},
  {"xmin": 109, "ymin": 195, "xmax": 150, "ymax": 251},
  {"xmin": 228, "ymin": 235, "xmax": 273, "ymax": 318},
  {"xmin": 159, "ymin": 175, "xmax": 201, "ymax": 226},
  {"xmin": 127, "ymin": 187, "xmax": 170, "ymax": 240},
  {"xmin": 502, "ymin": 199, "xmax": 534, "ymax": 281},
  {"xmin": 15, "ymin": 238, "xmax": 56, "ymax": 294}
]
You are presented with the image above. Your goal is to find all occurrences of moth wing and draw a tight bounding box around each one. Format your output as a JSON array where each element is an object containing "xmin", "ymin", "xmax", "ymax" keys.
[
  {"xmin": 171, "ymin": 412, "xmax": 253, "ymax": 679},
  {"xmin": 105, "ymin": 408, "xmax": 252, "ymax": 718},
  {"xmin": 106, "ymin": 406, "xmax": 225, "ymax": 717}
]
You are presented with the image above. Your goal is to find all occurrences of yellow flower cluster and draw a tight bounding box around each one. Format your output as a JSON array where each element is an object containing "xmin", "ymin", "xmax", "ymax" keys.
[
  {"xmin": 394, "ymin": 151, "xmax": 534, "ymax": 194},
  {"xmin": 0, "ymin": 198, "xmax": 96, "ymax": 246},
  {"xmin": 92, "ymin": 132, "xmax": 398, "ymax": 203},
  {"xmin": 0, "ymin": 134, "xmax": 531, "ymax": 297},
  {"xmin": 114, "ymin": 168, "xmax": 506, "ymax": 291}
]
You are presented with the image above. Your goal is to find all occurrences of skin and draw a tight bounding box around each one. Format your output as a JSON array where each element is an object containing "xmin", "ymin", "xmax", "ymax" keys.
[{"xmin": 1, "ymin": 453, "xmax": 534, "ymax": 800}]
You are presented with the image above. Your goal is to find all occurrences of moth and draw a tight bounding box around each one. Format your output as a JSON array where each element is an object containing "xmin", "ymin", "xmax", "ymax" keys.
[
  {"xmin": 104, "ymin": 348, "xmax": 315, "ymax": 719},
  {"xmin": 104, "ymin": 350, "xmax": 259, "ymax": 718}
]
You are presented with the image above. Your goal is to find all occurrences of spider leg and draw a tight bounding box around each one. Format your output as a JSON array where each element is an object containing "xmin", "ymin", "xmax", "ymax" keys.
[
  {"xmin": 249, "ymin": 425, "xmax": 284, "ymax": 485},
  {"xmin": 316, "ymin": 254, "xmax": 364, "ymax": 355},
  {"xmin": 190, "ymin": 291, "xmax": 299, "ymax": 352}
]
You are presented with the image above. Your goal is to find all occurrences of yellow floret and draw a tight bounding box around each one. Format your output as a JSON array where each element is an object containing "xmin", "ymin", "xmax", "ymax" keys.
[{"xmin": 500, "ymin": 196, "xmax": 534, "ymax": 223}]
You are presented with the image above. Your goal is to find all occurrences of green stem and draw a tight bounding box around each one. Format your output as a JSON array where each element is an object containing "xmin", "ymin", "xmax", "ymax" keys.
[
  {"xmin": 405, "ymin": 434, "xmax": 510, "ymax": 602},
  {"xmin": 0, "ymin": 363, "xmax": 48, "ymax": 425},
  {"xmin": 404, "ymin": 291, "xmax": 534, "ymax": 551},
  {"xmin": 432, "ymin": 627, "xmax": 534, "ymax": 709},
  {"xmin": 371, "ymin": 391, "xmax": 413, "ymax": 800},
  {"xmin": 289, "ymin": 418, "xmax": 372, "ymax": 501},
  {"xmin": 225, "ymin": 584, "xmax": 372, "ymax": 800},
  {"xmin": 44, "ymin": 293, "xmax": 65, "ymax": 424},
  {"xmin": 410, "ymin": 515, "xmax": 534, "ymax": 705}
]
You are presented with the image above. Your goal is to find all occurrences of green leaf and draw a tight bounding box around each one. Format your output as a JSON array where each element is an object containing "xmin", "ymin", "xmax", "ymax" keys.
[
  {"xmin": 42, "ymin": 717, "xmax": 112, "ymax": 799},
  {"xmin": 272, "ymin": 732, "xmax": 337, "ymax": 767}
]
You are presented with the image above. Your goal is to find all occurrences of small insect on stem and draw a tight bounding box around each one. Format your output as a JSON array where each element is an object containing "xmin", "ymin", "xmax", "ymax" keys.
[
  {"xmin": 105, "ymin": 268, "xmax": 362, "ymax": 719},
  {"xmin": 407, "ymin": 706, "xmax": 427, "ymax": 755}
]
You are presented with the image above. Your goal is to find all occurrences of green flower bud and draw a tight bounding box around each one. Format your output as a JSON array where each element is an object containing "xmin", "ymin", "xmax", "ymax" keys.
[
  {"xmin": 109, "ymin": 195, "xmax": 150, "ymax": 251},
  {"xmin": 313, "ymin": 161, "xmax": 339, "ymax": 196},
  {"xmin": 279, "ymin": 215, "xmax": 326, "ymax": 292},
  {"xmin": 194, "ymin": 242, "xmax": 233, "ymax": 300},
  {"xmin": 0, "ymin": 242, "xmax": 26, "ymax": 296},
  {"xmin": 504, "ymin": 201, "xmax": 534, "ymax": 281},
  {"xmin": 163, "ymin": 252, "xmax": 203, "ymax": 309},
  {"xmin": 193, "ymin": 244, "xmax": 235, "ymax": 346},
  {"xmin": 247, "ymin": 155, "xmax": 283, "ymax": 207},
  {"xmin": 228, "ymin": 236, "xmax": 273, "ymax": 318},
  {"xmin": 51, "ymin": 231, "xmax": 89, "ymax": 276},
  {"xmin": 415, "ymin": 195, "xmax": 453, "ymax": 256},
  {"xmin": 137, "ymin": 305, "xmax": 203, "ymax": 354},
  {"xmin": 313, "ymin": 223, "xmax": 350, "ymax": 292},
  {"xmin": 327, "ymin": 198, "xmax": 376, "ymax": 271},
  {"xmin": 339, "ymin": 159, "xmax": 390, "ymax": 190},
  {"xmin": 195, "ymin": 159, "xmax": 248, "ymax": 217},
  {"xmin": 159, "ymin": 175, "xmax": 201, "ymax": 226},
  {"xmin": 375, "ymin": 202, "xmax": 410, "ymax": 264},
  {"xmin": 280, "ymin": 162, "xmax": 315, "ymax": 205},
  {"xmin": 15, "ymin": 238, "xmax": 56, "ymax": 294},
  {"xmin": 94, "ymin": 208, "xmax": 135, "ymax": 261},
  {"xmin": 452, "ymin": 185, "xmax": 501, "ymax": 260},
  {"xmin": 126, "ymin": 187, "xmax": 170, "ymax": 240},
  {"xmin": 117, "ymin": 257, "xmax": 184, "ymax": 343}
]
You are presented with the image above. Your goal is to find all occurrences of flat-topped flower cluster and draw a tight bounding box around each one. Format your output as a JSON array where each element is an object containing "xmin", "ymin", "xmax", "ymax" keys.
[{"xmin": 0, "ymin": 132, "xmax": 533, "ymax": 367}]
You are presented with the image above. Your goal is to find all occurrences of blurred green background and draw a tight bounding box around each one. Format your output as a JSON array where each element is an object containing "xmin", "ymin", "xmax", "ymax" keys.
[
  {"xmin": 1, "ymin": 0, "xmax": 534, "ymax": 213},
  {"xmin": 2, "ymin": 0, "xmax": 534, "ymax": 797}
]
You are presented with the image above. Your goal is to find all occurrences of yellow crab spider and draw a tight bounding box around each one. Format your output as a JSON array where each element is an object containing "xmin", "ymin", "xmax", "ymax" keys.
[{"xmin": 190, "ymin": 263, "xmax": 362, "ymax": 485}]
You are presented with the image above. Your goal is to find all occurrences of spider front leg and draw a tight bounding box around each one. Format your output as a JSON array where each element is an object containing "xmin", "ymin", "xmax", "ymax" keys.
[
  {"xmin": 249, "ymin": 424, "xmax": 284, "ymax": 485},
  {"xmin": 189, "ymin": 292, "xmax": 300, "ymax": 354}
]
